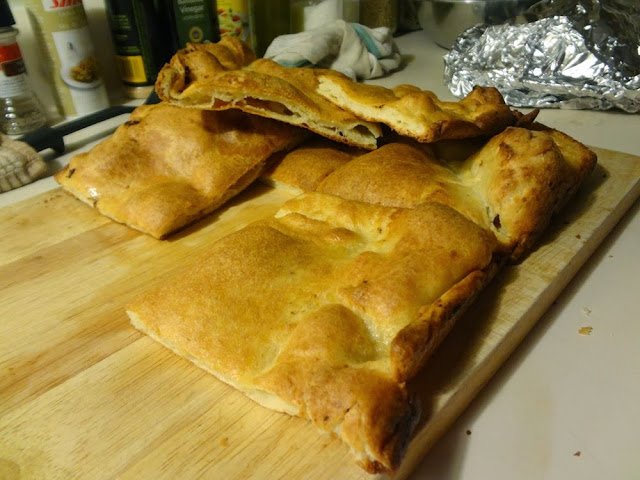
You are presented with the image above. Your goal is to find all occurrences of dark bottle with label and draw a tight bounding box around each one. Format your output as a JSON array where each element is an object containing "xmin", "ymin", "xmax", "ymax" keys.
[
  {"xmin": 105, "ymin": 0, "xmax": 173, "ymax": 98},
  {"xmin": 163, "ymin": 0, "xmax": 220, "ymax": 51}
]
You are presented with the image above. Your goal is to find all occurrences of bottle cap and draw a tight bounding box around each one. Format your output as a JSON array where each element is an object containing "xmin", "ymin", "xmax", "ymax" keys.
[{"xmin": 0, "ymin": 0, "xmax": 16, "ymax": 28}]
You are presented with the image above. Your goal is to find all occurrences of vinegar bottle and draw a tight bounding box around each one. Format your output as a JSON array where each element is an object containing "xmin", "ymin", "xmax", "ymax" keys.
[{"xmin": 0, "ymin": 0, "xmax": 46, "ymax": 135}]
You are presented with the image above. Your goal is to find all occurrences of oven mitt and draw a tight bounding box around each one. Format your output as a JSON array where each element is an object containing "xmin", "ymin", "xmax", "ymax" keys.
[
  {"xmin": 0, "ymin": 134, "xmax": 47, "ymax": 192},
  {"xmin": 264, "ymin": 19, "xmax": 401, "ymax": 80}
]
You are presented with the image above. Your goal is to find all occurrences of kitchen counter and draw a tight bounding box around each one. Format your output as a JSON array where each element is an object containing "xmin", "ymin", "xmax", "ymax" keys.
[{"xmin": 1, "ymin": 28, "xmax": 639, "ymax": 480}]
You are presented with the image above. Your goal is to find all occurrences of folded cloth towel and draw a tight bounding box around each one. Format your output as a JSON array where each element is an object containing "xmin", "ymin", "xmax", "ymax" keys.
[{"xmin": 264, "ymin": 19, "xmax": 401, "ymax": 80}]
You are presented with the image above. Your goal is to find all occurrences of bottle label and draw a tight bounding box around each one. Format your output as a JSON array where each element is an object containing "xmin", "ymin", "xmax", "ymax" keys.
[
  {"xmin": 217, "ymin": 0, "xmax": 254, "ymax": 48},
  {"xmin": 106, "ymin": 0, "xmax": 151, "ymax": 85},
  {"xmin": 171, "ymin": 0, "xmax": 220, "ymax": 48},
  {"xmin": 0, "ymin": 42, "xmax": 31, "ymax": 99},
  {"xmin": 25, "ymin": 0, "xmax": 109, "ymax": 116}
]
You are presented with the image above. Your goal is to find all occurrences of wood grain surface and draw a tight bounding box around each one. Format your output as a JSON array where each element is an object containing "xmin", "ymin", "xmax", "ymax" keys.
[{"xmin": 1, "ymin": 147, "xmax": 639, "ymax": 480}]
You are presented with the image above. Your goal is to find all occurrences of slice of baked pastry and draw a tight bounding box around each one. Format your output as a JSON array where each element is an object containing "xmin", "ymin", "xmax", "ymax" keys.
[
  {"xmin": 317, "ymin": 75, "xmax": 522, "ymax": 143},
  {"xmin": 125, "ymin": 117, "xmax": 596, "ymax": 473},
  {"xmin": 460, "ymin": 125, "xmax": 597, "ymax": 259},
  {"xmin": 265, "ymin": 127, "xmax": 597, "ymax": 261},
  {"xmin": 127, "ymin": 191, "xmax": 499, "ymax": 474},
  {"xmin": 156, "ymin": 39, "xmax": 383, "ymax": 150},
  {"xmin": 55, "ymin": 102, "xmax": 307, "ymax": 238},
  {"xmin": 260, "ymin": 136, "xmax": 366, "ymax": 194}
]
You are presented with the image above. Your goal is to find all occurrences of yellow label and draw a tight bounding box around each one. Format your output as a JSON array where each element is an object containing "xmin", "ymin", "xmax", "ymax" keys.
[
  {"xmin": 217, "ymin": 0, "xmax": 254, "ymax": 47},
  {"xmin": 115, "ymin": 55, "xmax": 148, "ymax": 84}
]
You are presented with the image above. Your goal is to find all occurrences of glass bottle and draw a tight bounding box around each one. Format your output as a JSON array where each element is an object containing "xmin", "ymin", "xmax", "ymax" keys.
[
  {"xmin": 105, "ymin": 0, "xmax": 173, "ymax": 99},
  {"xmin": 289, "ymin": 0, "xmax": 359, "ymax": 33},
  {"xmin": 360, "ymin": 0, "xmax": 397, "ymax": 33},
  {"xmin": 218, "ymin": 0, "xmax": 255, "ymax": 51},
  {"xmin": 163, "ymin": 0, "xmax": 220, "ymax": 51},
  {"xmin": 251, "ymin": 0, "xmax": 290, "ymax": 57},
  {"xmin": 0, "ymin": 0, "xmax": 46, "ymax": 135}
]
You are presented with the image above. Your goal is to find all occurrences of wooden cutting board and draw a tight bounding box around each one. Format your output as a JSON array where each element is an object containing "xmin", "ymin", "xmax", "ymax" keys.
[{"xmin": 1, "ymin": 147, "xmax": 639, "ymax": 480}]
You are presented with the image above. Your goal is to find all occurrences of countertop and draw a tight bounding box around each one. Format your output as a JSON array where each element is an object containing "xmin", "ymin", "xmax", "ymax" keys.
[{"xmin": 2, "ymin": 28, "xmax": 639, "ymax": 480}]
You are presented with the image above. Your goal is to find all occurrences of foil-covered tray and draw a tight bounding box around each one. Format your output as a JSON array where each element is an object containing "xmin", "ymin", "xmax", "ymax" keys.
[{"xmin": 444, "ymin": 0, "xmax": 640, "ymax": 112}]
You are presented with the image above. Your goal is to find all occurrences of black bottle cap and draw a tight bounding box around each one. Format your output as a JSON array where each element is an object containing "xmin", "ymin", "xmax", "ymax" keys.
[{"xmin": 0, "ymin": 0, "xmax": 16, "ymax": 28}]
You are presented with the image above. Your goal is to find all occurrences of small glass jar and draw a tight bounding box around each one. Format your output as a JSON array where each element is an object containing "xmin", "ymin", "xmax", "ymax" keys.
[
  {"xmin": 360, "ymin": 0, "xmax": 397, "ymax": 34},
  {"xmin": 290, "ymin": 0, "xmax": 359, "ymax": 33},
  {"xmin": 0, "ymin": 9, "xmax": 47, "ymax": 135}
]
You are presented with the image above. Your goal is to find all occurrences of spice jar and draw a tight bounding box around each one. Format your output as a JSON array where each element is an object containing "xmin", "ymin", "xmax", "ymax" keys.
[
  {"xmin": 360, "ymin": 0, "xmax": 397, "ymax": 33},
  {"xmin": 217, "ymin": 0, "xmax": 254, "ymax": 50},
  {"xmin": 290, "ymin": 0, "xmax": 359, "ymax": 33},
  {"xmin": 24, "ymin": 0, "xmax": 110, "ymax": 118},
  {"xmin": 0, "ymin": 0, "xmax": 46, "ymax": 134}
]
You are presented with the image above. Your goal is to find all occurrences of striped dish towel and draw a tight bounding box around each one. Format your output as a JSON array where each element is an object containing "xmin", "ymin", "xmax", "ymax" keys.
[{"xmin": 264, "ymin": 19, "xmax": 401, "ymax": 80}]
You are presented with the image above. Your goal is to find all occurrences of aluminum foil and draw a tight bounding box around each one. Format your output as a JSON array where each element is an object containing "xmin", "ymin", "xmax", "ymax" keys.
[{"xmin": 443, "ymin": 0, "xmax": 640, "ymax": 112}]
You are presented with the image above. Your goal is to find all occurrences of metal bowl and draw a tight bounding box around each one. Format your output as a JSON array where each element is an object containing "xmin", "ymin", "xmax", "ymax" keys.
[{"xmin": 418, "ymin": 0, "xmax": 538, "ymax": 49}]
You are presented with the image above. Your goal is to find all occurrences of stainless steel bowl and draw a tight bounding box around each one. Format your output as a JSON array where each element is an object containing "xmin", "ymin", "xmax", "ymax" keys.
[{"xmin": 418, "ymin": 0, "xmax": 538, "ymax": 49}]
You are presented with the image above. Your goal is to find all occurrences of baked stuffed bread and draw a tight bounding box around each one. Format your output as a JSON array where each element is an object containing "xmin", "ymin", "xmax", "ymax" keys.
[
  {"xmin": 126, "ymin": 122, "xmax": 596, "ymax": 473},
  {"xmin": 265, "ymin": 126, "xmax": 597, "ymax": 261},
  {"xmin": 156, "ymin": 39, "xmax": 383, "ymax": 150},
  {"xmin": 316, "ymin": 76, "xmax": 523, "ymax": 142},
  {"xmin": 55, "ymin": 102, "xmax": 307, "ymax": 238},
  {"xmin": 127, "ymin": 191, "xmax": 499, "ymax": 474},
  {"xmin": 260, "ymin": 136, "xmax": 365, "ymax": 194},
  {"xmin": 120, "ymin": 39, "xmax": 597, "ymax": 475}
]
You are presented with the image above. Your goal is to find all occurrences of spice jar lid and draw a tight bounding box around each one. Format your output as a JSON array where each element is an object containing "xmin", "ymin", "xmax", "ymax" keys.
[{"xmin": 0, "ymin": 0, "xmax": 16, "ymax": 28}]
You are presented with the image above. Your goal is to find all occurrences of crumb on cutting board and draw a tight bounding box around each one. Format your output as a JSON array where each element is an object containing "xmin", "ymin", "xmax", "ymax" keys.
[{"xmin": 579, "ymin": 326, "xmax": 593, "ymax": 335}]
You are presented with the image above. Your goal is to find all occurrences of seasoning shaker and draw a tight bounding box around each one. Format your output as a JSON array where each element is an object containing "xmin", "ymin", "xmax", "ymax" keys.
[
  {"xmin": 289, "ymin": 0, "xmax": 359, "ymax": 33},
  {"xmin": 24, "ymin": 0, "xmax": 110, "ymax": 118},
  {"xmin": 360, "ymin": 0, "xmax": 398, "ymax": 33},
  {"xmin": 217, "ymin": 0, "xmax": 255, "ymax": 50},
  {"xmin": 0, "ymin": 0, "xmax": 46, "ymax": 135}
]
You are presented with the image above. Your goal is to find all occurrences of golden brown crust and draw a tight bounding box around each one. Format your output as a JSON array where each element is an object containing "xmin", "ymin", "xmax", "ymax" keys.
[
  {"xmin": 463, "ymin": 126, "xmax": 597, "ymax": 260},
  {"xmin": 267, "ymin": 127, "xmax": 596, "ymax": 261},
  {"xmin": 122, "ymin": 69, "xmax": 596, "ymax": 473},
  {"xmin": 54, "ymin": 102, "xmax": 307, "ymax": 238},
  {"xmin": 260, "ymin": 136, "xmax": 365, "ymax": 193},
  {"xmin": 390, "ymin": 266, "xmax": 499, "ymax": 381},
  {"xmin": 127, "ymin": 192, "xmax": 497, "ymax": 473},
  {"xmin": 315, "ymin": 141, "xmax": 490, "ymax": 229},
  {"xmin": 316, "ymin": 76, "xmax": 522, "ymax": 143},
  {"xmin": 154, "ymin": 36, "xmax": 256, "ymax": 99},
  {"xmin": 156, "ymin": 41, "xmax": 382, "ymax": 150}
]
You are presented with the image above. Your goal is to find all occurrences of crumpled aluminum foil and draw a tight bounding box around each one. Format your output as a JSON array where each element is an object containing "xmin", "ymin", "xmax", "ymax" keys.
[{"xmin": 443, "ymin": 0, "xmax": 640, "ymax": 112}]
